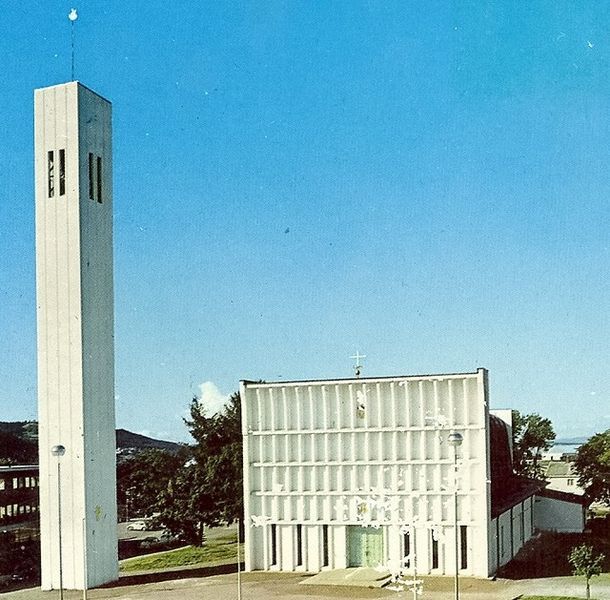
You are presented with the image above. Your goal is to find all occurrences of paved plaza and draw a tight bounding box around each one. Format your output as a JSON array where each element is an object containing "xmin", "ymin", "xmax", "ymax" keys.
[{"xmin": 2, "ymin": 568, "xmax": 610, "ymax": 600}]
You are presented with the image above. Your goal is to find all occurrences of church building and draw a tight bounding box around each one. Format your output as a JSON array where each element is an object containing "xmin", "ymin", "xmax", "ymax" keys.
[{"xmin": 240, "ymin": 368, "xmax": 542, "ymax": 577}]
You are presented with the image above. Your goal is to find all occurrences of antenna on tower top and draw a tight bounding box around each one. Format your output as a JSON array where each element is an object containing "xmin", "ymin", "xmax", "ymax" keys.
[{"xmin": 68, "ymin": 8, "xmax": 78, "ymax": 81}]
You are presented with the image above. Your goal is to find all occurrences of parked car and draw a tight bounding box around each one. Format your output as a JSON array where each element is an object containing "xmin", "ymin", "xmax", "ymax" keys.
[
  {"xmin": 159, "ymin": 529, "xmax": 176, "ymax": 541},
  {"xmin": 126, "ymin": 520, "xmax": 148, "ymax": 531}
]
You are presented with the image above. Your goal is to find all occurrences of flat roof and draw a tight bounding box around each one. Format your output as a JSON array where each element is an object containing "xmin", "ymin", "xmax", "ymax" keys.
[
  {"xmin": 241, "ymin": 368, "xmax": 486, "ymax": 388},
  {"xmin": 0, "ymin": 464, "xmax": 38, "ymax": 473},
  {"xmin": 34, "ymin": 80, "xmax": 111, "ymax": 104},
  {"xmin": 538, "ymin": 487, "xmax": 587, "ymax": 505}
]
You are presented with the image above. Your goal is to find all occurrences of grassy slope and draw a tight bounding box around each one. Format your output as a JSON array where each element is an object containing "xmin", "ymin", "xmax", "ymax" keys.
[{"xmin": 120, "ymin": 529, "xmax": 241, "ymax": 572}]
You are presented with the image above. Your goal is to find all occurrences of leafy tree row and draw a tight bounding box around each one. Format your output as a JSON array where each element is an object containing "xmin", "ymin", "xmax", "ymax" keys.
[
  {"xmin": 574, "ymin": 429, "xmax": 610, "ymax": 505},
  {"xmin": 117, "ymin": 392, "xmax": 242, "ymax": 546},
  {"xmin": 117, "ymin": 399, "xmax": 610, "ymax": 548},
  {"xmin": 511, "ymin": 410, "xmax": 555, "ymax": 479},
  {"xmin": 0, "ymin": 431, "xmax": 37, "ymax": 466},
  {"xmin": 510, "ymin": 410, "xmax": 610, "ymax": 506}
]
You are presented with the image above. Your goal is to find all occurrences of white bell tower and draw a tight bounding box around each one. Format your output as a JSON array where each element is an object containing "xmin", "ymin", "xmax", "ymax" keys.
[{"xmin": 35, "ymin": 81, "xmax": 118, "ymax": 590}]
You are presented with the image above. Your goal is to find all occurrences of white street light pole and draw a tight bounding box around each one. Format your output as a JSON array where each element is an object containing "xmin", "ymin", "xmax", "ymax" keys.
[
  {"xmin": 447, "ymin": 432, "xmax": 463, "ymax": 600},
  {"xmin": 82, "ymin": 517, "xmax": 88, "ymax": 600},
  {"xmin": 411, "ymin": 525, "xmax": 418, "ymax": 600},
  {"xmin": 51, "ymin": 445, "xmax": 66, "ymax": 600},
  {"xmin": 237, "ymin": 519, "xmax": 242, "ymax": 600}
]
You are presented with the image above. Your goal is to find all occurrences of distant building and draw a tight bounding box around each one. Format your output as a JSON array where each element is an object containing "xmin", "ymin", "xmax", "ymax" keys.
[
  {"xmin": 541, "ymin": 447, "xmax": 579, "ymax": 462},
  {"xmin": 540, "ymin": 461, "xmax": 583, "ymax": 496},
  {"xmin": 533, "ymin": 460, "xmax": 587, "ymax": 533},
  {"xmin": 0, "ymin": 465, "xmax": 39, "ymax": 535},
  {"xmin": 534, "ymin": 487, "xmax": 587, "ymax": 533},
  {"xmin": 241, "ymin": 369, "xmax": 545, "ymax": 578}
]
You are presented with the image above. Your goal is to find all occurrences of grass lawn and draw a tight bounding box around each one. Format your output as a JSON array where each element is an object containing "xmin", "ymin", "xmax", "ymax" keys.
[{"xmin": 120, "ymin": 529, "xmax": 242, "ymax": 572}]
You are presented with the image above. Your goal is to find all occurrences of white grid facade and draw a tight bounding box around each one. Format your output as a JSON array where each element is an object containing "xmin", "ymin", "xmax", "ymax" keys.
[{"xmin": 241, "ymin": 369, "xmax": 493, "ymax": 576}]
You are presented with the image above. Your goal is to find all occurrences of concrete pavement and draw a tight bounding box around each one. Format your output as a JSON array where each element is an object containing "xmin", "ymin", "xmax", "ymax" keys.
[{"xmin": 2, "ymin": 569, "xmax": 610, "ymax": 599}]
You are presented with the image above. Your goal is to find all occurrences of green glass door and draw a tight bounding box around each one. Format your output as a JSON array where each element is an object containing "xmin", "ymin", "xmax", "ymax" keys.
[{"xmin": 348, "ymin": 526, "xmax": 384, "ymax": 567}]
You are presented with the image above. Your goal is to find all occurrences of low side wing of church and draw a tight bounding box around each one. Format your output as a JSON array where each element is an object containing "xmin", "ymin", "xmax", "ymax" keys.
[{"xmin": 241, "ymin": 369, "xmax": 581, "ymax": 577}]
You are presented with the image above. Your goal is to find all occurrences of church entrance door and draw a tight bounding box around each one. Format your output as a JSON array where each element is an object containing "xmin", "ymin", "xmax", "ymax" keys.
[{"xmin": 348, "ymin": 526, "xmax": 384, "ymax": 567}]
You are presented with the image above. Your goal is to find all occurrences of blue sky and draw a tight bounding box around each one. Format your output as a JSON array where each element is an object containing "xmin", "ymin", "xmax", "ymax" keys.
[{"xmin": 1, "ymin": 1, "xmax": 608, "ymax": 442}]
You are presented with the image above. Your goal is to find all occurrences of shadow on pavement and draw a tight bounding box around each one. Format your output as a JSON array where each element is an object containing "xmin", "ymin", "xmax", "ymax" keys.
[
  {"xmin": 498, "ymin": 531, "xmax": 610, "ymax": 580},
  {"xmin": 103, "ymin": 562, "xmax": 240, "ymax": 588}
]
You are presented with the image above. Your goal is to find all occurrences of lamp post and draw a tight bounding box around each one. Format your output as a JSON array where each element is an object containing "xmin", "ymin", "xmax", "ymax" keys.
[
  {"xmin": 236, "ymin": 519, "xmax": 242, "ymax": 600},
  {"xmin": 447, "ymin": 432, "xmax": 463, "ymax": 600},
  {"xmin": 51, "ymin": 445, "xmax": 66, "ymax": 600}
]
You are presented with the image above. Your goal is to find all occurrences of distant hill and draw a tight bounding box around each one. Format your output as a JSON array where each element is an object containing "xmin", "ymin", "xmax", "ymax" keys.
[
  {"xmin": 0, "ymin": 421, "xmax": 38, "ymax": 441},
  {"xmin": 0, "ymin": 421, "xmax": 183, "ymax": 464},
  {"xmin": 554, "ymin": 437, "xmax": 588, "ymax": 445},
  {"xmin": 115, "ymin": 428, "xmax": 183, "ymax": 456},
  {"xmin": 0, "ymin": 430, "xmax": 37, "ymax": 465}
]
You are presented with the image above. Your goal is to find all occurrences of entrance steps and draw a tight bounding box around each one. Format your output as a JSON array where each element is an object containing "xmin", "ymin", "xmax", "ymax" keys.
[{"xmin": 300, "ymin": 567, "xmax": 391, "ymax": 587}]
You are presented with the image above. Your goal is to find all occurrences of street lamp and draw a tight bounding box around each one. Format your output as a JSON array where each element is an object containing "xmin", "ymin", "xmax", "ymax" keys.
[
  {"xmin": 447, "ymin": 432, "xmax": 463, "ymax": 600},
  {"xmin": 51, "ymin": 445, "xmax": 66, "ymax": 600},
  {"xmin": 236, "ymin": 519, "xmax": 242, "ymax": 600}
]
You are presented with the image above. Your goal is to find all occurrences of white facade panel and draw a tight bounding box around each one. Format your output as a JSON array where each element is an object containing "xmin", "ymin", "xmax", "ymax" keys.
[
  {"xmin": 333, "ymin": 526, "xmax": 347, "ymax": 569},
  {"xmin": 35, "ymin": 82, "xmax": 117, "ymax": 590},
  {"xmin": 241, "ymin": 369, "xmax": 491, "ymax": 577},
  {"xmin": 489, "ymin": 500, "xmax": 534, "ymax": 572}
]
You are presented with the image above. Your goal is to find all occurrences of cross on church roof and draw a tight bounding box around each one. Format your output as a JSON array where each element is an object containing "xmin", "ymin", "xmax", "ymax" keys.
[{"xmin": 350, "ymin": 351, "xmax": 366, "ymax": 378}]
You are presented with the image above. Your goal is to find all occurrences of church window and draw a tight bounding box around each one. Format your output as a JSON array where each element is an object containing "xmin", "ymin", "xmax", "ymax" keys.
[
  {"xmin": 322, "ymin": 524, "xmax": 329, "ymax": 566},
  {"xmin": 88, "ymin": 153, "xmax": 103, "ymax": 202},
  {"xmin": 520, "ymin": 510, "xmax": 525, "ymax": 541},
  {"xmin": 460, "ymin": 525, "xmax": 468, "ymax": 569},
  {"xmin": 270, "ymin": 524, "xmax": 277, "ymax": 566},
  {"xmin": 403, "ymin": 530, "xmax": 411, "ymax": 567},
  {"xmin": 296, "ymin": 524, "xmax": 303, "ymax": 566},
  {"xmin": 48, "ymin": 151, "xmax": 55, "ymax": 197},
  {"xmin": 97, "ymin": 156, "xmax": 103, "ymax": 203},
  {"xmin": 59, "ymin": 149, "xmax": 66, "ymax": 195},
  {"xmin": 88, "ymin": 153, "xmax": 94, "ymax": 199},
  {"xmin": 431, "ymin": 531, "xmax": 439, "ymax": 569},
  {"xmin": 500, "ymin": 525, "xmax": 505, "ymax": 556}
]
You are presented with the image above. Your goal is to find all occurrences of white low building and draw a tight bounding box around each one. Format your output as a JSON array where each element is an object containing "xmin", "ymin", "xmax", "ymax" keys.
[
  {"xmin": 540, "ymin": 461, "xmax": 584, "ymax": 496},
  {"xmin": 534, "ymin": 488, "xmax": 587, "ymax": 533},
  {"xmin": 241, "ymin": 368, "xmax": 541, "ymax": 578}
]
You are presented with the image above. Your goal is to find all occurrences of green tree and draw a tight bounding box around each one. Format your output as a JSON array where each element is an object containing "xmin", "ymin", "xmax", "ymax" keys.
[
  {"xmin": 158, "ymin": 457, "xmax": 220, "ymax": 545},
  {"xmin": 511, "ymin": 411, "xmax": 555, "ymax": 478},
  {"xmin": 0, "ymin": 431, "xmax": 37, "ymax": 465},
  {"xmin": 117, "ymin": 449, "xmax": 184, "ymax": 520},
  {"xmin": 568, "ymin": 544, "xmax": 605, "ymax": 600},
  {"xmin": 159, "ymin": 392, "xmax": 243, "ymax": 545},
  {"xmin": 574, "ymin": 429, "xmax": 610, "ymax": 505}
]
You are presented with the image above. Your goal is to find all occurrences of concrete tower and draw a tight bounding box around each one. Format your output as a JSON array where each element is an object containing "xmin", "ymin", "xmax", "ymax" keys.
[{"xmin": 35, "ymin": 82, "xmax": 118, "ymax": 590}]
